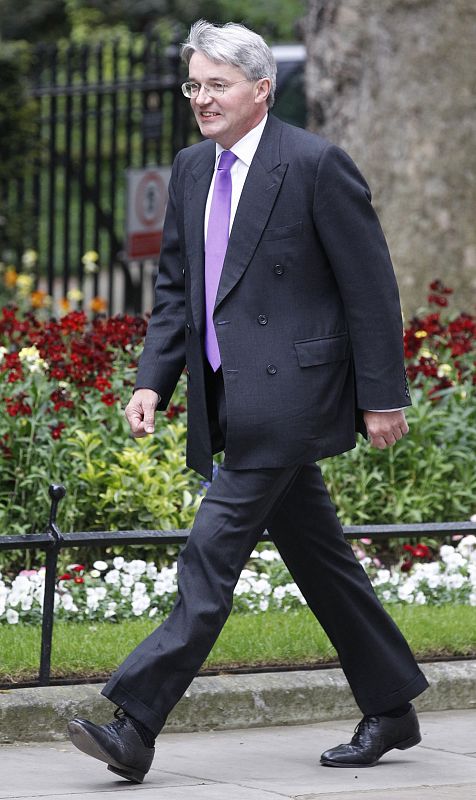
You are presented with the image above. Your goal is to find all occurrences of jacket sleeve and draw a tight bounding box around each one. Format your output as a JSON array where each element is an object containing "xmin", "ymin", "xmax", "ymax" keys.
[
  {"xmin": 313, "ymin": 143, "xmax": 411, "ymax": 411},
  {"xmin": 134, "ymin": 153, "xmax": 187, "ymax": 409}
]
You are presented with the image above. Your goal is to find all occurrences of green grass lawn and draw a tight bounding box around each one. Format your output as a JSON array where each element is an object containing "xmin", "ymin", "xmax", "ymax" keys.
[{"xmin": 1, "ymin": 605, "xmax": 475, "ymax": 684}]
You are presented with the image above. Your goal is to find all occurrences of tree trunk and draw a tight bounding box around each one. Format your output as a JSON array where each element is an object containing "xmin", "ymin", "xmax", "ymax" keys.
[{"xmin": 304, "ymin": 0, "xmax": 476, "ymax": 313}]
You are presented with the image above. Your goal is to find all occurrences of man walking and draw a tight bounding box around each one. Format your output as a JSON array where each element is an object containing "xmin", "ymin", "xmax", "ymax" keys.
[{"xmin": 68, "ymin": 20, "xmax": 428, "ymax": 783}]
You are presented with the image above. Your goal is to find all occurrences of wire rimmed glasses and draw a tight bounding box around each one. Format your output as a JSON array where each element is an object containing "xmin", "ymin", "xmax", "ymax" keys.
[{"xmin": 181, "ymin": 79, "xmax": 251, "ymax": 99}]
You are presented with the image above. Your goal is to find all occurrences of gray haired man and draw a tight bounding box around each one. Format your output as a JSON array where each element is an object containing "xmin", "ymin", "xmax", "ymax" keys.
[{"xmin": 68, "ymin": 20, "xmax": 428, "ymax": 783}]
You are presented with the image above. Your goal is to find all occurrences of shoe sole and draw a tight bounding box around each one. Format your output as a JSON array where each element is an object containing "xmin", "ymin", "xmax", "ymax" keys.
[
  {"xmin": 67, "ymin": 720, "xmax": 145, "ymax": 783},
  {"xmin": 320, "ymin": 733, "xmax": 422, "ymax": 768}
]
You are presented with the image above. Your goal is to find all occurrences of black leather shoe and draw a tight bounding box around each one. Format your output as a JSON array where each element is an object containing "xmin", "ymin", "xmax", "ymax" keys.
[
  {"xmin": 320, "ymin": 705, "xmax": 421, "ymax": 767},
  {"xmin": 68, "ymin": 708, "xmax": 155, "ymax": 783}
]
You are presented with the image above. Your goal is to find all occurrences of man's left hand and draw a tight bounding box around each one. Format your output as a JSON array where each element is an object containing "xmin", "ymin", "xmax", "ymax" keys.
[{"xmin": 363, "ymin": 410, "xmax": 409, "ymax": 449}]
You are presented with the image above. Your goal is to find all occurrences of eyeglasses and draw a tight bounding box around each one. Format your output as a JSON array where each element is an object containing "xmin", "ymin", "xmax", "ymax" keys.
[{"xmin": 181, "ymin": 79, "xmax": 250, "ymax": 99}]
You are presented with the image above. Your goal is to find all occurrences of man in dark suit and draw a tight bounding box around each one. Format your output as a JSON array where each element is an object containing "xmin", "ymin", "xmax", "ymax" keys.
[{"xmin": 68, "ymin": 20, "xmax": 428, "ymax": 783}]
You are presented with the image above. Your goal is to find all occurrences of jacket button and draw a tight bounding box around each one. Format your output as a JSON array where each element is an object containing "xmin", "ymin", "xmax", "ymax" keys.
[
  {"xmin": 274, "ymin": 264, "xmax": 284, "ymax": 275},
  {"xmin": 258, "ymin": 314, "xmax": 268, "ymax": 325},
  {"xmin": 186, "ymin": 323, "xmax": 191, "ymax": 333},
  {"xmin": 266, "ymin": 364, "xmax": 277, "ymax": 375}
]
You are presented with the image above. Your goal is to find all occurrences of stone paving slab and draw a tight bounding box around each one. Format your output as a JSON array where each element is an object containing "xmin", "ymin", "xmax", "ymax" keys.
[{"xmin": 0, "ymin": 710, "xmax": 475, "ymax": 800}]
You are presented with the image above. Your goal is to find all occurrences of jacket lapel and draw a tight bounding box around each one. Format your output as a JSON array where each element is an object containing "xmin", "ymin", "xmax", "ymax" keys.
[
  {"xmin": 183, "ymin": 142, "xmax": 215, "ymax": 334},
  {"xmin": 215, "ymin": 115, "xmax": 287, "ymax": 310}
]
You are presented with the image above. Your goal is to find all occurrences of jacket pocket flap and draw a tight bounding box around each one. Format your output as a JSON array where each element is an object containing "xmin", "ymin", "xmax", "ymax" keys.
[{"xmin": 294, "ymin": 334, "xmax": 350, "ymax": 367}]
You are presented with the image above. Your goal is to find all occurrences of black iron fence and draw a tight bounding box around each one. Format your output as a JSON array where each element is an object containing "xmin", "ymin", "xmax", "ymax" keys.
[
  {"xmin": 1, "ymin": 483, "xmax": 475, "ymax": 689},
  {"xmin": 4, "ymin": 32, "xmax": 194, "ymax": 314},
  {"xmin": 3, "ymin": 35, "xmax": 307, "ymax": 315}
]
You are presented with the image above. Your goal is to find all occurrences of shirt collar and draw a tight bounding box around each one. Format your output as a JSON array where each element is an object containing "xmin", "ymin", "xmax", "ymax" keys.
[{"xmin": 215, "ymin": 114, "xmax": 268, "ymax": 167}]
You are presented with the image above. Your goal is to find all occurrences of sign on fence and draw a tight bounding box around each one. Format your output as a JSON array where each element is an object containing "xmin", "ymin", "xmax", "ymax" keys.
[{"xmin": 126, "ymin": 167, "xmax": 171, "ymax": 260}]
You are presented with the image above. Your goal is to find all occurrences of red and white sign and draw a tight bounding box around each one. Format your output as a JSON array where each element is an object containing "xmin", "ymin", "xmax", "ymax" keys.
[{"xmin": 126, "ymin": 167, "xmax": 171, "ymax": 260}]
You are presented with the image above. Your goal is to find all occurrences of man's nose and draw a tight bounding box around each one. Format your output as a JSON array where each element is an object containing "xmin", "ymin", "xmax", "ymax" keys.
[{"xmin": 195, "ymin": 85, "xmax": 211, "ymax": 104}]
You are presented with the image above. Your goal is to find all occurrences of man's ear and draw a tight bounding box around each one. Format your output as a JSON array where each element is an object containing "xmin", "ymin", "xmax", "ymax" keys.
[{"xmin": 255, "ymin": 78, "xmax": 271, "ymax": 105}]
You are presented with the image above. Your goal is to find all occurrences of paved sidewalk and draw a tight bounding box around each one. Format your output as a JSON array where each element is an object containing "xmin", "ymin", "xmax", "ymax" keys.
[{"xmin": 0, "ymin": 709, "xmax": 475, "ymax": 800}]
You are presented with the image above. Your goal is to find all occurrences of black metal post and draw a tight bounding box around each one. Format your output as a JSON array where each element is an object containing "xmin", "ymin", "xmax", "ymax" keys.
[{"xmin": 38, "ymin": 484, "xmax": 66, "ymax": 686}]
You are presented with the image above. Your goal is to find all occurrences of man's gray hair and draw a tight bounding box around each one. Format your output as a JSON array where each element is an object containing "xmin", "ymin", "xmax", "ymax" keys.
[{"xmin": 181, "ymin": 20, "xmax": 277, "ymax": 108}]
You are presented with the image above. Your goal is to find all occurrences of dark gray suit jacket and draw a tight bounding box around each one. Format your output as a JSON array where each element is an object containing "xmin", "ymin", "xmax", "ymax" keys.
[{"xmin": 136, "ymin": 114, "xmax": 410, "ymax": 480}]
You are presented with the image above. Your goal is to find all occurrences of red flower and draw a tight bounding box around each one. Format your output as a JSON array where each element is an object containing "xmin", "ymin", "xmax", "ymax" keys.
[
  {"xmin": 0, "ymin": 434, "xmax": 12, "ymax": 459},
  {"xmin": 71, "ymin": 564, "xmax": 85, "ymax": 572},
  {"xmin": 6, "ymin": 393, "xmax": 32, "ymax": 416},
  {"xmin": 428, "ymin": 294, "xmax": 448, "ymax": 307},
  {"xmin": 413, "ymin": 544, "xmax": 431, "ymax": 559},
  {"xmin": 74, "ymin": 576, "xmax": 84, "ymax": 584},
  {"xmin": 166, "ymin": 403, "xmax": 186, "ymax": 419},
  {"xmin": 50, "ymin": 422, "xmax": 66, "ymax": 439},
  {"xmin": 100, "ymin": 392, "xmax": 117, "ymax": 406},
  {"xmin": 94, "ymin": 376, "xmax": 112, "ymax": 391},
  {"xmin": 59, "ymin": 573, "xmax": 72, "ymax": 581},
  {"xmin": 429, "ymin": 280, "xmax": 453, "ymax": 294}
]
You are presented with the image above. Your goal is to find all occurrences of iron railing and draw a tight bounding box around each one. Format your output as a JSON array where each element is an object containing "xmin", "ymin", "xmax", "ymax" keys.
[
  {"xmin": 3, "ymin": 32, "xmax": 194, "ymax": 315},
  {"xmin": 1, "ymin": 483, "xmax": 475, "ymax": 688}
]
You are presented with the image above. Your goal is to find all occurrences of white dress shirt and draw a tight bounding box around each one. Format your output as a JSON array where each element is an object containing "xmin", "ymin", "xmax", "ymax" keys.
[{"xmin": 204, "ymin": 114, "xmax": 268, "ymax": 239}]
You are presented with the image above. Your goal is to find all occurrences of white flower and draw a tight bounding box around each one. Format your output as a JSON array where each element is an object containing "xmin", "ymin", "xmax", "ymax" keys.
[
  {"xmin": 125, "ymin": 559, "xmax": 147, "ymax": 577},
  {"xmin": 273, "ymin": 586, "xmax": 286, "ymax": 600},
  {"xmin": 18, "ymin": 345, "xmax": 47, "ymax": 374},
  {"xmin": 241, "ymin": 569, "xmax": 257, "ymax": 579},
  {"xmin": 61, "ymin": 594, "xmax": 76, "ymax": 611},
  {"xmin": 397, "ymin": 583, "xmax": 414, "ymax": 602},
  {"xmin": 234, "ymin": 579, "xmax": 250, "ymax": 596},
  {"xmin": 259, "ymin": 598, "xmax": 269, "ymax": 611},
  {"xmin": 253, "ymin": 577, "xmax": 272, "ymax": 596},
  {"xmin": 132, "ymin": 594, "xmax": 150, "ymax": 616},
  {"xmin": 113, "ymin": 557, "xmax": 125, "ymax": 570},
  {"xmin": 415, "ymin": 591, "xmax": 427, "ymax": 605},
  {"xmin": 257, "ymin": 549, "xmax": 279, "ymax": 562},
  {"xmin": 457, "ymin": 535, "xmax": 476, "ymax": 559},
  {"xmin": 6, "ymin": 608, "xmax": 19, "ymax": 624},
  {"xmin": 86, "ymin": 589, "xmax": 100, "ymax": 611},
  {"xmin": 439, "ymin": 545, "xmax": 456, "ymax": 561},
  {"xmin": 11, "ymin": 575, "xmax": 31, "ymax": 593},
  {"xmin": 104, "ymin": 602, "xmax": 117, "ymax": 619},
  {"xmin": 105, "ymin": 569, "xmax": 121, "ymax": 585},
  {"xmin": 21, "ymin": 596, "xmax": 33, "ymax": 611},
  {"xmin": 90, "ymin": 570, "xmax": 101, "ymax": 578},
  {"xmin": 93, "ymin": 561, "xmax": 108, "ymax": 571},
  {"xmin": 373, "ymin": 569, "xmax": 391, "ymax": 586},
  {"xmin": 121, "ymin": 574, "xmax": 134, "ymax": 588},
  {"xmin": 120, "ymin": 586, "xmax": 131, "ymax": 597},
  {"xmin": 146, "ymin": 563, "xmax": 158, "ymax": 580},
  {"xmin": 21, "ymin": 248, "xmax": 38, "ymax": 269},
  {"xmin": 8, "ymin": 593, "xmax": 21, "ymax": 608},
  {"xmin": 133, "ymin": 582, "xmax": 147, "ymax": 595},
  {"xmin": 445, "ymin": 572, "xmax": 465, "ymax": 590}
]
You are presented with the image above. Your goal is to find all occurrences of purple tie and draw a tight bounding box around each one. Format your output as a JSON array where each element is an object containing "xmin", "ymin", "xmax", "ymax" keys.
[{"xmin": 205, "ymin": 150, "xmax": 238, "ymax": 371}]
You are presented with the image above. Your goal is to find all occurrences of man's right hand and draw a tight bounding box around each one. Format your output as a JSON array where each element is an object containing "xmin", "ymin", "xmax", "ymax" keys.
[{"xmin": 125, "ymin": 389, "xmax": 160, "ymax": 437}]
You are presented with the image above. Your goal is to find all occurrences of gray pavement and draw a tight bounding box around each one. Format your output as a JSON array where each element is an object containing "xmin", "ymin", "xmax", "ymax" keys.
[{"xmin": 0, "ymin": 709, "xmax": 475, "ymax": 799}]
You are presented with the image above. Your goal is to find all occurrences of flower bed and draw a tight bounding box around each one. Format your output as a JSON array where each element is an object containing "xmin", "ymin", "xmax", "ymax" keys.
[
  {"xmin": 1, "ymin": 535, "xmax": 475, "ymax": 625},
  {"xmin": 0, "ymin": 273, "xmax": 475, "ymax": 562}
]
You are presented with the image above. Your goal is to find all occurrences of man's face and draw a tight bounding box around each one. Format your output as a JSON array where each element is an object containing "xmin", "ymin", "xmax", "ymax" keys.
[{"xmin": 188, "ymin": 51, "xmax": 269, "ymax": 149}]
